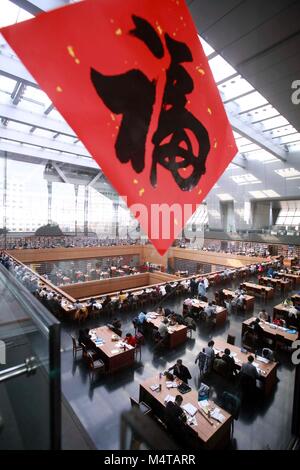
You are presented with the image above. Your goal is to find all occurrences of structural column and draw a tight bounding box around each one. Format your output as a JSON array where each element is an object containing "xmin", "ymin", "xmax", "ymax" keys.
[
  {"xmin": 74, "ymin": 184, "xmax": 79, "ymax": 236},
  {"xmin": 269, "ymin": 201, "xmax": 273, "ymax": 227},
  {"xmin": 84, "ymin": 186, "xmax": 89, "ymax": 236},
  {"xmin": 113, "ymin": 199, "xmax": 119, "ymax": 240},
  {"xmin": 47, "ymin": 181, "xmax": 52, "ymax": 225},
  {"xmin": 3, "ymin": 151, "xmax": 7, "ymax": 249}
]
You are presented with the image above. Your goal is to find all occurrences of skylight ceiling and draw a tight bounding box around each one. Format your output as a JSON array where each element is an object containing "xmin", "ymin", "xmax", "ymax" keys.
[
  {"xmin": 246, "ymin": 105, "xmax": 279, "ymax": 123},
  {"xmin": 219, "ymin": 75, "xmax": 254, "ymax": 102},
  {"xmin": 0, "ymin": 75, "xmax": 17, "ymax": 94},
  {"xmin": 208, "ymin": 55, "xmax": 236, "ymax": 83},
  {"xmin": 249, "ymin": 189, "xmax": 281, "ymax": 199},
  {"xmin": 274, "ymin": 168, "xmax": 300, "ymax": 179},
  {"xmin": 231, "ymin": 173, "xmax": 261, "ymax": 185},
  {"xmin": 0, "ymin": 0, "xmax": 33, "ymax": 28},
  {"xmin": 0, "ymin": 3, "xmax": 298, "ymax": 168},
  {"xmin": 217, "ymin": 193, "xmax": 234, "ymax": 201}
]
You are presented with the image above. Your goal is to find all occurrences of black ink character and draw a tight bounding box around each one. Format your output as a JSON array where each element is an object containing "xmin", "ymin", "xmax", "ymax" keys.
[
  {"xmin": 91, "ymin": 15, "xmax": 210, "ymax": 190},
  {"xmin": 150, "ymin": 34, "xmax": 210, "ymax": 191}
]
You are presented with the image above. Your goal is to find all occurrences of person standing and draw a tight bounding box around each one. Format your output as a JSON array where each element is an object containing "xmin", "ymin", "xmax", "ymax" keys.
[{"xmin": 198, "ymin": 280, "xmax": 206, "ymax": 299}]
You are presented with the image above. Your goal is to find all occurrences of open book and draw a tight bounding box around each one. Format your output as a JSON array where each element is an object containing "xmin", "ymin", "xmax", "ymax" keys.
[{"xmin": 182, "ymin": 403, "xmax": 198, "ymax": 416}]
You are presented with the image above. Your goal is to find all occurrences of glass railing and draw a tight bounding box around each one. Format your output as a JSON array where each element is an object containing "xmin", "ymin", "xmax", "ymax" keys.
[{"xmin": 0, "ymin": 264, "xmax": 61, "ymax": 450}]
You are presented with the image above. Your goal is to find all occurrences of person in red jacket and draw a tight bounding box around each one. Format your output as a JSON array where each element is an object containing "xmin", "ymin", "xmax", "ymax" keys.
[{"xmin": 123, "ymin": 333, "xmax": 137, "ymax": 347}]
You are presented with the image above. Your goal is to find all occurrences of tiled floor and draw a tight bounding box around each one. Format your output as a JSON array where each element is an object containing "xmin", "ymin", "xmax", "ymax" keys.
[{"xmin": 60, "ymin": 275, "xmax": 297, "ymax": 450}]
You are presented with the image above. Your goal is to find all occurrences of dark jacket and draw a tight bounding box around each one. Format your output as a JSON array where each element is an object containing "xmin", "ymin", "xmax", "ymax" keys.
[
  {"xmin": 169, "ymin": 364, "xmax": 192, "ymax": 383},
  {"xmin": 165, "ymin": 401, "xmax": 186, "ymax": 428}
]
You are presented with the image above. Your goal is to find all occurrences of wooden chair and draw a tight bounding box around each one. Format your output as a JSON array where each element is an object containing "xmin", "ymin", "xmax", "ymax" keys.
[
  {"xmin": 275, "ymin": 333, "xmax": 287, "ymax": 352},
  {"xmin": 130, "ymin": 397, "xmax": 151, "ymax": 415},
  {"xmin": 187, "ymin": 326, "xmax": 193, "ymax": 338},
  {"xmin": 86, "ymin": 351, "xmax": 105, "ymax": 381},
  {"xmin": 220, "ymin": 391, "xmax": 241, "ymax": 438},
  {"xmin": 134, "ymin": 342, "xmax": 142, "ymax": 361},
  {"xmin": 71, "ymin": 335, "xmax": 83, "ymax": 359},
  {"xmin": 227, "ymin": 334, "xmax": 236, "ymax": 345}
]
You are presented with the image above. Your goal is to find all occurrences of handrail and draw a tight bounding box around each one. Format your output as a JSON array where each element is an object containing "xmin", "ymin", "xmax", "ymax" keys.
[
  {"xmin": 4, "ymin": 250, "xmax": 278, "ymax": 312},
  {"xmin": 4, "ymin": 251, "xmax": 77, "ymax": 304}
]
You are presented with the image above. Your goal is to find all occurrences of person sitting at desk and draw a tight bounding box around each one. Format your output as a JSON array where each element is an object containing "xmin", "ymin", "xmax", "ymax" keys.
[
  {"xmin": 219, "ymin": 348, "xmax": 239, "ymax": 377},
  {"xmin": 224, "ymin": 297, "xmax": 233, "ymax": 315},
  {"xmin": 283, "ymin": 297, "xmax": 293, "ymax": 307},
  {"xmin": 78, "ymin": 328, "xmax": 91, "ymax": 346},
  {"xmin": 102, "ymin": 295, "xmax": 111, "ymax": 309},
  {"xmin": 235, "ymin": 285, "xmax": 245, "ymax": 296},
  {"xmin": 184, "ymin": 315, "xmax": 197, "ymax": 331},
  {"xmin": 111, "ymin": 318, "xmax": 122, "ymax": 336},
  {"xmin": 250, "ymin": 317, "xmax": 264, "ymax": 345},
  {"xmin": 288, "ymin": 305, "xmax": 299, "ymax": 317},
  {"xmin": 127, "ymin": 292, "xmax": 134, "ymax": 304},
  {"xmin": 159, "ymin": 285, "xmax": 166, "ymax": 296},
  {"xmin": 203, "ymin": 302, "xmax": 216, "ymax": 319},
  {"xmin": 168, "ymin": 359, "xmax": 192, "ymax": 384},
  {"xmin": 88, "ymin": 297, "xmax": 101, "ymax": 310},
  {"xmin": 157, "ymin": 318, "xmax": 169, "ymax": 339},
  {"xmin": 164, "ymin": 307, "xmax": 173, "ymax": 317},
  {"xmin": 273, "ymin": 317, "xmax": 286, "ymax": 327},
  {"xmin": 165, "ymin": 395, "xmax": 187, "ymax": 429},
  {"xmin": 156, "ymin": 306, "xmax": 165, "ymax": 316},
  {"xmin": 240, "ymin": 355, "xmax": 260, "ymax": 380},
  {"xmin": 267, "ymin": 267, "xmax": 274, "ymax": 278},
  {"xmin": 203, "ymin": 277, "xmax": 209, "ymax": 290},
  {"xmin": 74, "ymin": 300, "xmax": 83, "ymax": 310},
  {"xmin": 137, "ymin": 311, "xmax": 147, "ymax": 325},
  {"xmin": 165, "ymin": 312, "xmax": 175, "ymax": 325},
  {"xmin": 217, "ymin": 289, "xmax": 225, "ymax": 306},
  {"xmin": 165, "ymin": 283, "xmax": 172, "ymax": 294},
  {"xmin": 134, "ymin": 311, "xmax": 147, "ymax": 333},
  {"xmin": 236, "ymin": 293, "xmax": 246, "ymax": 313},
  {"xmin": 123, "ymin": 333, "xmax": 137, "ymax": 347},
  {"xmin": 258, "ymin": 309, "xmax": 269, "ymax": 321},
  {"xmin": 119, "ymin": 290, "xmax": 127, "ymax": 302},
  {"xmin": 190, "ymin": 277, "xmax": 197, "ymax": 297}
]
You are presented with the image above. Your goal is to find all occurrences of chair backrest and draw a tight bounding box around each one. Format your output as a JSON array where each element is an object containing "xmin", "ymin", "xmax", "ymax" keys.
[
  {"xmin": 275, "ymin": 333, "xmax": 284, "ymax": 342},
  {"xmin": 213, "ymin": 358, "xmax": 228, "ymax": 377},
  {"xmin": 136, "ymin": 332, "xmax": 144, "ymax": 345},
  {"xmin": 198, "ymin": 383, "xmax": 210, "ymax": 401},
  {"xmin": 130, "ymin": 397, "xmax": 139, "ymax": 409},
  {"xmin": 227, "ymin": 334, "xmax": 236, "ymax": 345},
  {"xmin": 262, "ymin": 348, "xmax": 274, "ymax": 361},
  {"xmin": 221, "ymin": 391, "xmax": 241, "ymax": 420},
  {"xmin": 86, "ymin": 351, "xmax": 94, "ymax": 367},
  {"xmin": 71, "ymin": 336, "xmax": 77, "ymax": 348}
]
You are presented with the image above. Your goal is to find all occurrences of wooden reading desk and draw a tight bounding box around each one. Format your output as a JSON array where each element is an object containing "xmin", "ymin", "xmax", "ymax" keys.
[
  {"xmin": 241, "ymin": 282, "xmax": 274, "ymax": 300},
  {"xmin": 242, "ymin": 317, "xmax": 298, "ymax": 346},
  {"xmin": 214, "ymin": 339, "xmax": 278, "ymax": 396},
  {"xmin": 277, "ymin": 272, "xmax": 300, "ymax": 287},
  {"xmin": 259, "ymin": 277, "xmax": 291, "ymax": 293},
  {"xmin": 89, "ymin": 326, "xmax": 135, "ymax": 373},
  {"xmin": 222, "ymin": 289, "xmax": 254, "ymax": 311},
  {"xmin": 139, "ymin": 374, "xmax": 232, "ymax": 450},
  {"xmin": 146, "ymin": 313, "xmax": 188, "ymax": 348},
  {"xmin": 183, "ymin": 298, "xmax": 227, "ymax": 327}
]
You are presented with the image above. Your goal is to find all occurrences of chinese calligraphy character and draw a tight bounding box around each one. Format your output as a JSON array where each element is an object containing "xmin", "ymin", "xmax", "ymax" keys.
[{"xmin": 91, "ymin": 15, "xmax": 210, "ymax": 190}]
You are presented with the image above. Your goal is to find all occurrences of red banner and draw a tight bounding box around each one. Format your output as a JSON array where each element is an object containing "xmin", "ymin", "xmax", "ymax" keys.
[{"xmin": 1, "ymin": 0, "xmax": 237, "ymax": 255}]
